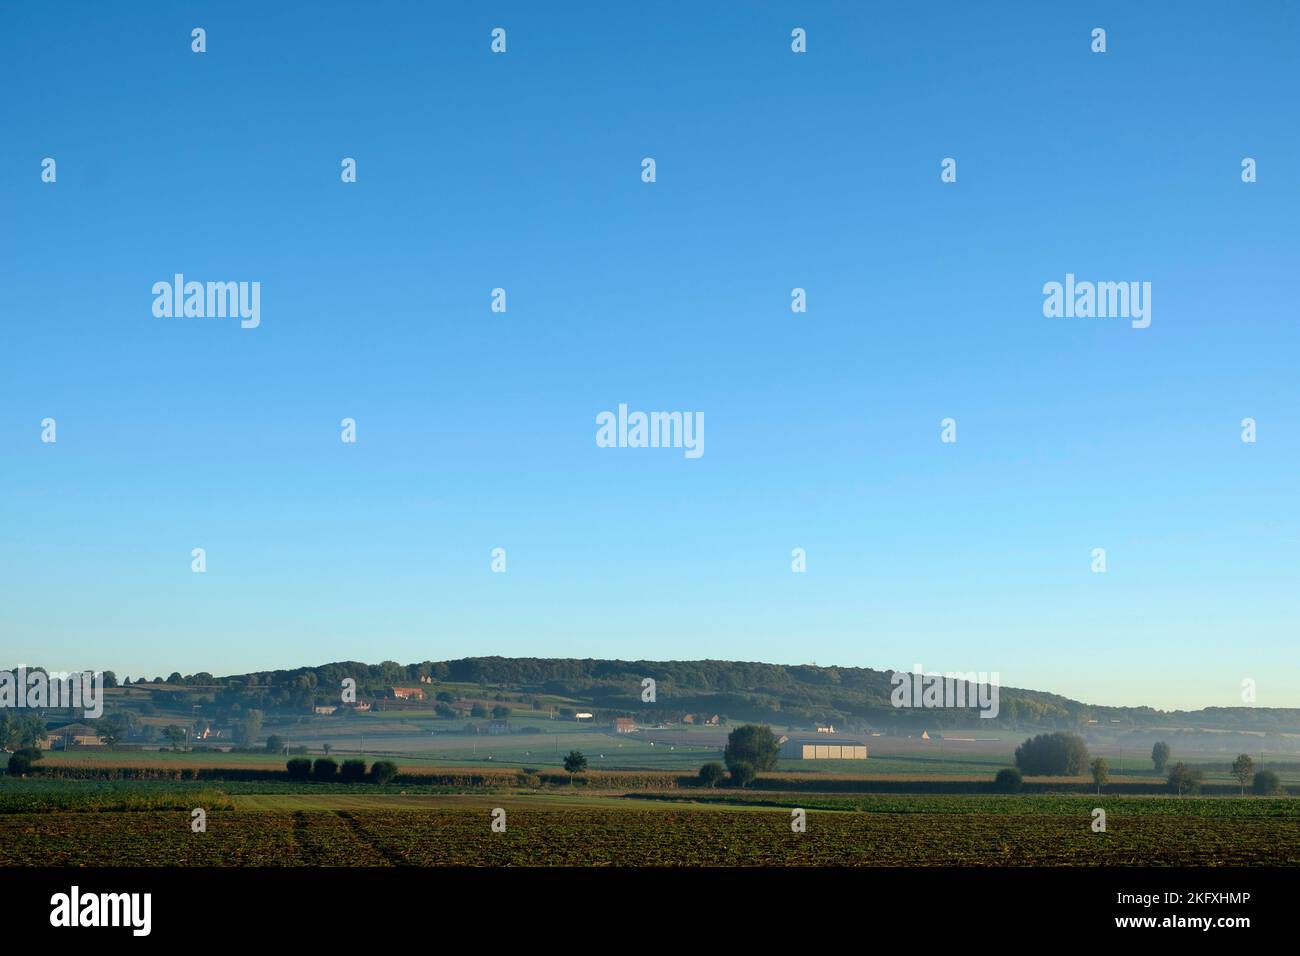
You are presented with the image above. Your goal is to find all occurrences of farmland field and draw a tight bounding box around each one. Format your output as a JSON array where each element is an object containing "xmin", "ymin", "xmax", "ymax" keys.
[{"xmin": 3, "ymin": 781, "xmax": 1297, "ymax": 867}]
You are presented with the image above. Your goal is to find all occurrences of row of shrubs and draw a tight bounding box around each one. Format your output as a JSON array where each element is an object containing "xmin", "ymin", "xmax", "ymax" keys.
[
  {"xmin": 280, "ymin": 762, "xmax": 686, "ymax": 791},
  {"xmin": 285, "ymin": 758, "xmax": 398, "ymax": 784},
  {"xmin": 16, "ymin": 757, "xmax": 1291, "ymax": 796},
  {"xmin": 15, "ymin": 764, "xmax": 289, "ymax": 781},
  {"xmin": 993, "ymin": 765, "xmax": 1287, "ymax": 796}
]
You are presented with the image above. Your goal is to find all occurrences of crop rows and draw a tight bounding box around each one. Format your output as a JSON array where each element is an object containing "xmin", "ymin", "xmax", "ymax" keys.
[{"xmin": 3, "ymin": 805, "xmax": 1297, "ymax": 866}]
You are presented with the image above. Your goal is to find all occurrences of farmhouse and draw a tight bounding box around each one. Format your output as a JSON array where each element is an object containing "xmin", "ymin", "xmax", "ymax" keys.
[
  {"xmin": 49, "ymin": 723, "xmax": 106, "ymax": 748},
  {"xmin": 313, "ymin": 705, "xmax": 337, "ymax": 715},
  {"xmin": 779, "ymin": 735, "xmax": 868, "ymax": 760},
  {"xmin": 391, "ymin": 687, "xmax": 425, "ymax": 701},
  {"xmin": 612, "ymin": 717, "xmax": 637, "ymax": 734}
]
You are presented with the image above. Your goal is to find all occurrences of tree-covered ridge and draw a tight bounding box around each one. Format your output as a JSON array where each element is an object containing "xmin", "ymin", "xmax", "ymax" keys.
[
  {"xmin": 177, "ymin": 658, "xmax": 1300, "ymax": 732},
  {"xmin": 6, "ymin": 657, "xmax": 1297, "ymax": 733}
]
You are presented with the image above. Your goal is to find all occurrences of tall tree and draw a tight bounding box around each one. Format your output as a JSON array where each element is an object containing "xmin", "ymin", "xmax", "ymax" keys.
[
  {"xmin": 1167, "ymin": 762, "xmax": 1202, "ymax": 796},
  {"xmin": 1090, "ymin": 757, "xmax": 1110, "ymax": 794},
  {"xmin": 1151, "ymin": 741, "xmax": 1170, "ymax": 773},
  {"xmin": 563, "ymin": 750, "xmax": 587, "ymax": 784},
  {"xmin": 1231, "ymin": 754, "xmax": 1254, "ymax": 796},
  {"xmin": 237, "ymin": 709, "xmax": 263, "ymax": 747}
]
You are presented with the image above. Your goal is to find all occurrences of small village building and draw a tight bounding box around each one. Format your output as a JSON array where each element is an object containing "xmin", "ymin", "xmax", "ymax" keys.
[
  {"xmin": 50, "ymin": 723, "xmax": 106, "ymax": 747},
  {"xmin": 613, "ymin": 717, "xmax": 637, "ymax": 734}
]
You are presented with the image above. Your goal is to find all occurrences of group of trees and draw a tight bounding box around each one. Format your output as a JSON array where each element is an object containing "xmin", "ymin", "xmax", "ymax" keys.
[
  {"xmin": 1008, "ymin": 733, "xmax": 1111, "ymax": 792},
  {"xmin": 1221, "ymin": 754, "xmax": 1281, "ymax": 796},
  {"xmin": 686, "ymin": 725, "xmax": 782, "ymax": 789},
  {"xmin": 559, "ymin": 725, "xmax": 780, "ymax": 790},
  {"xmin": 285, "ymin": 757, "xmax": 397, "ymax": 785},
  {"xmin": 1014, "ymin": 733, "xmax": 1091, "ymax": 776},
  {"xmin": 721, "ymin": 724, "xmax": 780, "ymax": 786},
  {"xmin": 0, "ymin": 712, "xmax": 44, "ymax": 750},
  {"xmin": 1003, "ymin": 734, "xmax": 1285, "ymax": 796}
]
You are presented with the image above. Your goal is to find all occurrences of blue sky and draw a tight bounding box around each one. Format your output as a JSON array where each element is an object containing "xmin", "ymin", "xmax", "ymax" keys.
[{"xmin": 1, "ymin": 2, "xmax": 1297, "ymax": 709}]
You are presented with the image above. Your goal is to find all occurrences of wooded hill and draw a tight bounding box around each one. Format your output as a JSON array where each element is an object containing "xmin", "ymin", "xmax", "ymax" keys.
[{"xmin": 174, "ymin": 657, "xmax": 1300, "ymax": 734}]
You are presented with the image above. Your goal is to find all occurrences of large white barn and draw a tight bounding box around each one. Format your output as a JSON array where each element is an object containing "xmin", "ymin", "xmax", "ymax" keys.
[{"xmin": 779, "ymin": 735, "xmax": 868, "ymax": 760}]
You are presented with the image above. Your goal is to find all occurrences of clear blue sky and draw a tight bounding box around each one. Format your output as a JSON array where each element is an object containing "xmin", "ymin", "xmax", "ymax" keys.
[{"xmin": 1, "ymin": 2, "xmax": 1297, "ymax": 710}]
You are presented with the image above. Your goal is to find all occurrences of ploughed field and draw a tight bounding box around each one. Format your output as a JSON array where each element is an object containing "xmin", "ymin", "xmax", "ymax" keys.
[{"xmin": 2, "ymin": 786, "xmax": 1298, "ymax": 866}]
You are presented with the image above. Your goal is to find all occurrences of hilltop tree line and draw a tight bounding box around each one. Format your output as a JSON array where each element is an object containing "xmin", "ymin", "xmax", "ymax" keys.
[
  {"xmin": 8, "ymin": 659, "xmax": 1299, "ymax": 739},
  {"xmin": 7, "ymin": 658, "xmax": 1290, "ymax": 734}
]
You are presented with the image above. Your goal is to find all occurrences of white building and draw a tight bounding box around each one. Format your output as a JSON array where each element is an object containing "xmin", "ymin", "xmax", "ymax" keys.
[{"xmin": 779, "ymin": 736, "xmax": 868, "ymax": 760}]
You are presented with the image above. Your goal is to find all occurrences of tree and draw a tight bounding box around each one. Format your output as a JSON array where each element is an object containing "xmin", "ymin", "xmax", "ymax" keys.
[
  {"xmin": 265, "ymin": 735, "xmax": 285, "ymax": 754},
  {"xmin": 1231, "ymin": 754, "xmax": 1254, "ymax": 796},
  {"xmin": 698, "ymin": 762, "xmax": 726, "ymax": 788},
  {"xmin": 0, "ymin": 712, "xmax": 45, "ymax": 750},
  {"xmin": 563, "ymin": 750, "xmax": 587, "ymax": 784},
  {"xmin": 311, "ymin": 757, "xmax": 338, "ymax": 781},
  {"xmin": 100, "ymin": 671, "xmax": 118, "ymax": 688},
  {"xmin": 1252, "ymin": 769, "xmax": 1281, "ymax": 796},
  {"xmin": 1090, "ymin": 757, "xmax": 1110, "ymax": 794},
  {"xmin": 369, "ymin": 760, "xmax": 398, "ymax": 785},
  {"xmin": 286, "ymin": 758, "xmax": 312, "ymax": 780},
  {"xmin": 1167, "ymin": 762, "xmax": 1202, "ymax": 796},
  {"xmin": 471, "ymin": 704, "xmax": 488, "ymax": 718},
  {"xmin": 161, "ymin": 725, "xmax": 187, "ymax": 751},
  {"xmin": 1013, "ymin": 733, "xmax": 1089, "ymax": 776},
  {"xmin": 492, "ymin": 705, "xmax": 511, "ymax": 720},
  {"xmin": 1151, "ymin": 741, "xmax": 1170, "ymax": 773},
  {"xmin": 5, "ymin": 747, "xmax": 43, "ymax": 776},
  {"xmin": 729, "ymin": 762, "xmax": 757, "ymax": 788},
  {"xmin": 723, "ymin": 725, "xmax": 780, "ymax": 779},
  {"xmin": 96, "ymin": 715, "xmax": 128, "ymax": 749},
  {"xmin": 322, "ymin": 743, "xmax": 332, "ymax": 755},
  {"xmin": 339, "ymin": 759, "xmax": 367, "ymax": 783},
  {"xmin": 994, "ymin": 767, "xmax": 1022, "ymax": 793},
  {"xmin": 237, "ymin": 709, "xmax": 263, "ymax": 748}
]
